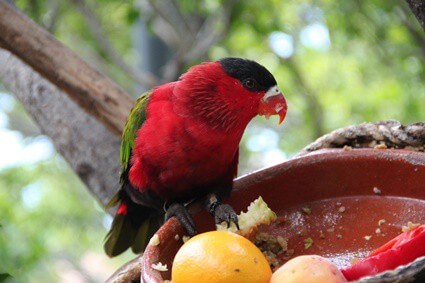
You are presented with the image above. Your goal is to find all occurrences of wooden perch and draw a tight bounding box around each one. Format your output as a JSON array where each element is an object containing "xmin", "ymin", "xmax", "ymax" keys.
[
  {"xmin": 0, "ymin": 0, "xmax": 134, "ymax": 135},
  {"xmin": 297, "ymin": 120, "xmax": 425, "ymax": 156}
]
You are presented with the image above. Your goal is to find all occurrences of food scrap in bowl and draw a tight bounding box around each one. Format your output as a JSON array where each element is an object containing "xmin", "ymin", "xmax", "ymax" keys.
[
  {"xmin": 169, "ymin": 196, "xmax": 424, "ymax": 283},
  {"xmin": 402, "ymin": 221, "xmax": 420, "ymax": 232}
]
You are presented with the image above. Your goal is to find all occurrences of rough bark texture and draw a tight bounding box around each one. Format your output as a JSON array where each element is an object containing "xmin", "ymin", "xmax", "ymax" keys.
[
  {"xmin": 0, "ymin": 0, "xmax": 134, "ymax": 135},
  {"xmin": 297, "ymin": 120, "xmax": 425, "ymax": 157},
  {"xmin": 406, "ymin": 0, "xmax": 425, "ymax": 30},
  {"xmin": 0, "ymin": 48, "xmax": 121, "ymax": 207}
]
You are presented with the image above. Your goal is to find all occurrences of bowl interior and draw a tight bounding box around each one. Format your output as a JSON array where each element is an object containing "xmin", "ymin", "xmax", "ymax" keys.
[{"xmin": 142, "ymin": 149, "xmax": 425, "ymax": 282}]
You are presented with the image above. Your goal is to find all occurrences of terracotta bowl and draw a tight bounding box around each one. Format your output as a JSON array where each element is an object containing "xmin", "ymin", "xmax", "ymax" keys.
[{"xmin": 141, "ymin": 149, "xmax": 425, "ymax": 282}]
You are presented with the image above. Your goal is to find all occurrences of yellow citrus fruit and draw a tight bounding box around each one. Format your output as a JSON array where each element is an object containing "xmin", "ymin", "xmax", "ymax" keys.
[{"xmin": 171, "ymin": 230, "xmax": 272, "ymax": 283}]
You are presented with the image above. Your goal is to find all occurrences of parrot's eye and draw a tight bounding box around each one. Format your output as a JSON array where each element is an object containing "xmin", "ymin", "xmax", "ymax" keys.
[{"xmin": 243, "ymin": 78, "xmax": 257, "ymax": 90}]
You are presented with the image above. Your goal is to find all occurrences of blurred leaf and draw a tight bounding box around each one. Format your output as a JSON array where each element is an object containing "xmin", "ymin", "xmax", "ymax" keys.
[
  {"xmin": 0, "ymin": 274, "xmax": 11, "ymax": 282},
  {"xmin": 126, "ymin": 7, "xmax": 139, "ymax": 25}
]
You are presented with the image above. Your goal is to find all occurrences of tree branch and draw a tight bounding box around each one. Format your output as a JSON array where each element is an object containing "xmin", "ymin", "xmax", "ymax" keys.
[
  {"xmin": 0, "ymin": 48, "xmax": 121, "ymax": 207},
  {"xmin": 162, "ymin": 0, "xmax": 237, "ymax": 82},
  {"xmin": 43, "ymin": 0, "xmax": 61, "ymax": 34},
  {"xmin": 147, "ymin": 0, "xmax": 191, "ymax": 41},
  {"xmin": 183, "ymin": 0, "xmax": 236, "ymax": 62},
  {"xmin": 297, "ymin": 120, "xmax": 425, "ymax": 156},
  {"xmin": 398, "ymin": 5, "xmax": 425, "ymax": 56},
  {"xmin": 70, "ymin": 0, "xmax": 159, "ymax": 88},
  {"xmin": 136, "ymin": 1, "xmax": 180, "ymax": 48},
  {"xmin": 406, "ymin": 0, "xmax": 425, "ymax": 30},
  {"xmin": 0, "ymin": 0, "xmax": 134, "ymax": 135}
]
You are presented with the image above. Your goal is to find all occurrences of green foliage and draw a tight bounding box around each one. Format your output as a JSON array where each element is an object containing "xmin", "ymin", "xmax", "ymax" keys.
[
  {"xmin": 0, "ymin": 274, "xmax": 12, "ymax": 282},
  {"xmin": 0, "ymin": 158, "xmax": 134, "ymax": 282}
]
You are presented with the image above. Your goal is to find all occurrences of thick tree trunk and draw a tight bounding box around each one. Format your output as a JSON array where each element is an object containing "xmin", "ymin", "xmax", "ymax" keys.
[
  {"xmin": 406, "ymin": 0, "xmax": 425, "ymax": 30},
  {"xmin": 0, "ymin": 49, "xmax": 121, "ymax": 207},
  {"xmin": 0, "ymin": 0, "xmax": 134, "ymax": 135}
]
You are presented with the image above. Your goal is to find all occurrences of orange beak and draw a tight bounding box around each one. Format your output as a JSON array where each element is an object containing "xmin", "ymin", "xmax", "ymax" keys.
[{"xmin": 258, "ymin": 93, "xmax": 287, "ymax": 125}]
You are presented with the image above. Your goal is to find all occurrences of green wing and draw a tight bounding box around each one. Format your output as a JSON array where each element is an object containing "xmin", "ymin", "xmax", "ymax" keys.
[
  {"xmin": 104, "ymin": 91, "xmax": 155, "ymax": 255},
  {"xmin": 119, "ymin": 91, "xmax": 152, "ymax": 182},
  {"xmin": 106, "ymin": 91, "xmax": 151, "ymax": 209}
]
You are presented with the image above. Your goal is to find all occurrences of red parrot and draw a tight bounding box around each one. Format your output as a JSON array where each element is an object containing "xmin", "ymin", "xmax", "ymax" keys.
[{"xmin": 104, "ymin": 58, "xmax": 287, "ymax": 257}]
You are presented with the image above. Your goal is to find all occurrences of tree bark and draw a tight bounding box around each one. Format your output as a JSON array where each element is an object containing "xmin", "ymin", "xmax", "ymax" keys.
[
  {"xmin": 297, "ymin": 120, "xmax": 425, "ymax": 157},
  {"xmin": 0, "ymin": 48, "xmax": 121, "ymax": 207},
  {"xmin": 406, "ymin": 0, "xmax": 425, "ymax": 30},
  {"xmin": 0, "ymin": 0, "xmax": 134, "ymax": 135}
]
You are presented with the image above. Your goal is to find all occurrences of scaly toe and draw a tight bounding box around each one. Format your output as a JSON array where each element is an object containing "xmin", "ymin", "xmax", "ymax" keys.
[
  {"xmin": 165, "ymin": 203, "xmax": 197, "ymax": 236},
  {"xmin": 214, "ymin": 203, "xmax": 240, "ymax": 230}
]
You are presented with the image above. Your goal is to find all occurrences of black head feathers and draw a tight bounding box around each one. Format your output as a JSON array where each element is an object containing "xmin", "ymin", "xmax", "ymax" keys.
[{"xmin": 219, "ymin": 57, "xmax": 277, "ymax": 92}]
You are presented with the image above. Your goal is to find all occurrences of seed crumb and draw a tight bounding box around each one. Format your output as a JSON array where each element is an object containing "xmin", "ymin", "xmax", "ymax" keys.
[
  {"xmin": 304, "ymin": 237, "xmax": 314, "ymax": 249},
  {"xmin": 402, "ymin": 221, "xmax": 420, "ymax": 233},
  {"xmin": 336, "ymin": 234, "xmax": 343, "ymax": 239},
  {"xmin": 327, "ymin": 227, "xmax": 335, "ymax": 233},
  {"xmin": 174, "ymin": 234, "xmax": 180, "ymax": 241},
  {"xmin": 343, "ymin": 145, "xmax": 352, "ymax": 151},
  {"xmin": 182, "ymin": 236, "xmax": 190, "ymax": 243},
  {"xmin": 149, "ymin": 234, "xmax": 160, "ymax": 246},
  {"xmin": 302, "ymin": 207, "xmax": 312, "ymax": 214},
  {"xmin": 375, "ymin": 228, "xmax": 381, "ymax": 234},
  {"xmin": 364, "ymin": 235, "xmax": 372, "ymax": 241},
  {"xmin": 277, "ymin": 236, "xmax": 288, "ymax": 251},
  {"xmin": 378, "ymin": 219, "xmax": 386, "ymax": 226},
  {"xmin": 373, "ymin": 187, "xmax": 382, "ymax": 195},
  {"xmin": 374, "ymin": 143, "xmax": 387, "ymax": 149},
  {"xmin": 151, "ymin": 262, "xmax": 168, "ymax": 271},
  {"xmin": 338, "ymin": 206, "xmax": 346, "ymax": 213}
]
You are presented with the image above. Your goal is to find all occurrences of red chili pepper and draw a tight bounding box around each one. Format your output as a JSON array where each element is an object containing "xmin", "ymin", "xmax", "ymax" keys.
[{"xmin": 341, "ymin": 225, "xmax": 425, "ymax": 281}]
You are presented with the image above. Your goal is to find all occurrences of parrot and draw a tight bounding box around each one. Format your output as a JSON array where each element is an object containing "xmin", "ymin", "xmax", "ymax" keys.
[{"xmin": 104, "ymin": 57, "xmax": 287, "ymax": 257}]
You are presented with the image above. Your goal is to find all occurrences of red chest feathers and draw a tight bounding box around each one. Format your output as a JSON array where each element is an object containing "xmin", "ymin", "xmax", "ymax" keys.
[{"xmin": 128, "ymin": 84, "xmax": 242, "ymax": 201}]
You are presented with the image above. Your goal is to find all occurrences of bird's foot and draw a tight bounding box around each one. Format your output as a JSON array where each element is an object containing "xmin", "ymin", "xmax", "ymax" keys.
[
  {"xmin": 214, "ymin": 203, "xmax": 240, "ymax": 229},
  {"xmin": 165, "ymin": 203, "xmax": 197, "ymax": 236},
  {"xmin": 205, "ymin": 193, "xmax": 240, "ymax": 229}
]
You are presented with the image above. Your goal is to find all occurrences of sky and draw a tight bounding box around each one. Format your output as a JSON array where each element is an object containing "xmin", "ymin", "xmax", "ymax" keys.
[
  {"xmin": 269, "ymin": 22, "xmax": 331, "ymax": 58},
  {"xmin": 0, "ymin": 92, "xmax": 54, "ymax": 170}
]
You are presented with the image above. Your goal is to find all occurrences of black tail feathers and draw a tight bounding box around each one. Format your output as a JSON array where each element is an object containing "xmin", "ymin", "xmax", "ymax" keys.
[{"xmin": 104, "ymin": 193, "xmax": 162, "ymax": 257}]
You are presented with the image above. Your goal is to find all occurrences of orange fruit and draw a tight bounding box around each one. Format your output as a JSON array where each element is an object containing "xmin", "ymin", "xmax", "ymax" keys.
[{"xmin": 171, "ymin": 230, "xmax": 272, "ymax": 283}]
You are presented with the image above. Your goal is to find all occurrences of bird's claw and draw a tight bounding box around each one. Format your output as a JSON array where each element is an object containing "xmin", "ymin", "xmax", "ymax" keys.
[
  {"xmin": 165, "ymin": 203, "xmax": 197, "ymax": 236},
  {"xmin": 214, "ymin": 203, "xmax": 240, "ymax": 230}
]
